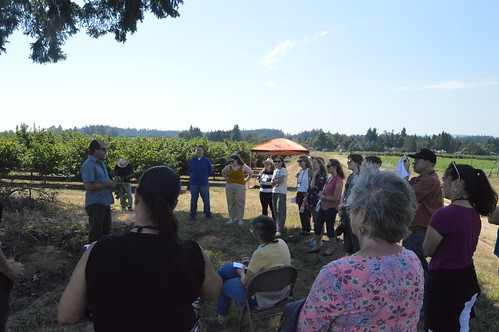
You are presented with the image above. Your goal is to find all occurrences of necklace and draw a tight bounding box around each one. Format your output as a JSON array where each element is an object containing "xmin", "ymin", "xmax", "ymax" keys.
[
  {"xmin": 451, "ymin": 197, "xmax": 468, "ymax": 203},
  {"xmin": 131, "ymin": 225, "xmax": 158, "ymax": 233}
]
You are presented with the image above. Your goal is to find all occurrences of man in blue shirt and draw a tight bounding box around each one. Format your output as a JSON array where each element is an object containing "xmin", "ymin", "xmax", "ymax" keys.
[
  {"xmin": 81, "ymin": 139, "xmax": 116, "ymax": 243},
  {"xmin": 188, "ymin": 145, "xmax": 213, "ymax": 220}
]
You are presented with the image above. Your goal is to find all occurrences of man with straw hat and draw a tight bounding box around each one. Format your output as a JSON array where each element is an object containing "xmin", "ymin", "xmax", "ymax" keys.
[{"xmin": 114, "ymin": 158, "xmax": 134, "ymax": 211}]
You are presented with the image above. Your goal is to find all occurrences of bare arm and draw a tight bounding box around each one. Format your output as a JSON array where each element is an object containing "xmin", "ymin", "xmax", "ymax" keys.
[
  {"xmin": 309, "ymin": 171, "xmax": 318, "ymax": 189},
  {"xmin": 238, "ymin": 268, "xmax": 256, "ymax": 288},
  {"xmin": 198, "ymin": 248, "xmax": 222, "ymax": 301},
  {"xmin": 319, "ymin": 182, "xmax": 342, "ymax": 202},
  {"xmin": 423, "ymin": 226, "xmax": 443, "ymax": 257},
  {"xmin": 84, "ymin": 182, "xmax": 115, "ymax": 192},
  {"xmin": 488, "ymin": 206, "xmax": 499, "ymax": 225},
  {"xmin": 0, "ymin": 249, "xmax": 24, "ymax": 282},
  {"xmin": 221, "ymin": 165, "xmax": 230, "ymax": 181},
  {"xmin": 58, "ymin": 244, "xmax": 95, "ymax": 325},
  {"xmin": 243, "ymin": 165, "xmax": 254, "ymax": 183}
]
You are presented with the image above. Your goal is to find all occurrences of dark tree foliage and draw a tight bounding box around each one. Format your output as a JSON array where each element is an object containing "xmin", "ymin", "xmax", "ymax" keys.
[{"xmin": 0, "ymin": 0, "xmax": 183, "ymax": 63}]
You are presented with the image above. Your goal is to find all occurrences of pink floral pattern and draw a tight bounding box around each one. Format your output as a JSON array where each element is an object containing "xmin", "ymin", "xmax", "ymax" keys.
[{"xmin": 298, "ymin": 248, "xmax": 424, "ymax": 331}]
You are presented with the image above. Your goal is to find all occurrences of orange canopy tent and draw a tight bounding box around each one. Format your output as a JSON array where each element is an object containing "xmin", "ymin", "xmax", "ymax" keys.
[{"xmin": 249, "ymin": 138, "xmax": 309, "ymax": 168}]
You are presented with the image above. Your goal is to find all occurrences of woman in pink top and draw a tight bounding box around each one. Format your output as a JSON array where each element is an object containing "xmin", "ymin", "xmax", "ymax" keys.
[
  {"xmin": 423, "ymin": 163, "xmax": 497, "ymax": 332},
  {"xmin": 307, "ymin": 159, "xmax": 344, "ymax": 256},
  {"xmin": 298, "ymin": 166, "xmax": 424, "ymax": 331}
]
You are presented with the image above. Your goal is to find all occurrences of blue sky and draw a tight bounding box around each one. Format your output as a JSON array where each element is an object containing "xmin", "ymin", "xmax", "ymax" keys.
[{"xmin": 1, "ymin": 0, "xmax": 498, "ymax": 136}]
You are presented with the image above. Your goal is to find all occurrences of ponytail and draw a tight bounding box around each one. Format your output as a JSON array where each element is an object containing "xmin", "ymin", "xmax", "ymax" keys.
[
  {"xmin": 447, "ymin": 164, "xmax": 498, "ymax": 216},
  {"xmin": 466, "ymin": 168, "xmax": 498, "ymax": 216},
  {"xmin": 136, "ymin": 166, "xmax": 187, "ymax": 276},
  {"xmin": 153, "ymin": 196, "xmax": 180, "ymax": 245}
]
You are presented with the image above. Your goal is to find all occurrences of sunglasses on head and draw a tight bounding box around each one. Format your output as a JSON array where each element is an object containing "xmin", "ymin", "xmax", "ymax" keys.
[{"xmin": 451, "ymin": 161, "xmax": 461, "ymax": 180}]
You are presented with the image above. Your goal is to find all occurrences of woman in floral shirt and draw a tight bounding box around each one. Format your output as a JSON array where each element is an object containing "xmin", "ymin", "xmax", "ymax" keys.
[{"xmin": 298, "ymin": 167, "xmax": 424, "ymax": 331}]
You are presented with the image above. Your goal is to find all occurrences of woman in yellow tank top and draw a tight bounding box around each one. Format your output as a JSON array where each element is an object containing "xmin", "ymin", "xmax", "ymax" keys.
[{"xmin": 221, "ymin": 154, "xmax": 254, "ymax": 225}]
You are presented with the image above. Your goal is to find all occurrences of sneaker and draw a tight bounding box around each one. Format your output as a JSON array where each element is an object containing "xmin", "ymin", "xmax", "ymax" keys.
[
  {"xmin": 238, "ymin": 220, "xmax": 244, "ymax": 226},
  {"xmin": 304, "ymin": 238, "xmax": 314, "ymax": 245},
  {"xmin": 226, "ymin": 219, "xmax": 236, "ymax": 225},
  {"xmin": 128, "ymin": 207, "xmax": 134, "ymax": 212},
  {"xmin": 307, "ymin": 240, "xmax": 324, "ymax": 247},
  {"xmin": 275, "ymin": 231, "xmax": 281, "ymax": 237},
  {"xmin": 192, "ymin": 297, "xmax": 203, "ymax": 311}
]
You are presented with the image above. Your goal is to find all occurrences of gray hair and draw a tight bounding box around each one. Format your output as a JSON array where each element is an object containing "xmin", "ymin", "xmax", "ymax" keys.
[{"xmin": 346, "ymin": 165, "xmax": 416, "ymax": 243}]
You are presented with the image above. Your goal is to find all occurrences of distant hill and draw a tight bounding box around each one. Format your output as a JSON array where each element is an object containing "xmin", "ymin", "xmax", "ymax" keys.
[
  {"xmin": 241, "ymin": 129, "xmax": 286, "ymax": 140},
  {"xmin": 71, "ymin": 125, "xmax": 286, "ymax": 140}
]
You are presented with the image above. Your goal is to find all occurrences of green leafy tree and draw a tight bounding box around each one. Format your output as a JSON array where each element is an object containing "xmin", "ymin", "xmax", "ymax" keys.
[
  {"xmin": 230, "ymin": 124, "xmax": 242, "ymax": 141},
  {"xmin": 0, "ymin": 0, "xmax": 183, "ymax": 63},
  {"xmin": 0, "ymin": 136, "xmax": 22, "ymax": 177},
  {"xmin": 403, "ymin": 135, "xmax": 417, "ymax": 152}
]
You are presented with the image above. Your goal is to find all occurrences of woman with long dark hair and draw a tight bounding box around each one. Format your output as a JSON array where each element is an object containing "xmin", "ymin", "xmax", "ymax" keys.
[
  {"xmin": 58, "ymin": 166, "xmax": 222, "ymax": 331},
  {"xmin": 304, "ymin": 157, "xmax": 328, "ymax": 246},
  {"xmin": 423, "ymin": 162, "xmax": 498, "ymax": 332},
  {"xmin": 307, "ymin": 159, "xmax": 345, "ymax": 256},
  {"xmin": 339, "ymin": 154, "xmax": 363, "ymax": 255}
]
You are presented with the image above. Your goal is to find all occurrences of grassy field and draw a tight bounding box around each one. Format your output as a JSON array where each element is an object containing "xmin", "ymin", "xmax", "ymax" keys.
[
  {"xmin": 2, "ymin": 153, "xmax": 498, "ymax": 331},
  {"xmin": 377, "ymin": 154, "xmax": 499, "ymax": 178}
]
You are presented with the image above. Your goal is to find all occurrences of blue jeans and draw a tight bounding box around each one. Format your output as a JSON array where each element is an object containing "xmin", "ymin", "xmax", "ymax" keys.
[
  {"xmin": 272, "ymin": 193, "xmax": 287, "ymax": 233},
  {"xmin": 403, "ymin": 230, "xmax": 428, "ymax": 272},
  {"xmin": 125, "ymin": 182, "xmax": 133, "ymax": 209},
  {"xmin": 190, "ymin": 184, "xmax": 211, "ymax": 218},
  {"xmin": 216, "ymin": 263, "xmax": 247, "ymax": 317}
]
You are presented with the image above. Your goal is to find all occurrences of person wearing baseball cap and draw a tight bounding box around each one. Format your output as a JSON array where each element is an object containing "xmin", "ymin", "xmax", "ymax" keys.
[
  {"xmin": 81, "ymin": 139, "xmax": 116, "ymax": 243},
  {"xmin": 403, "ymin": 148, "xmax": 443, "ymax": 273}
]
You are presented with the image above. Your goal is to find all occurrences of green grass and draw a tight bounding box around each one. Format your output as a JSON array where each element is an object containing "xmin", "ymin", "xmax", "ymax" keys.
[{"xmin": 377, "ymin": 155, "xmax": 498, "ymax": 177}]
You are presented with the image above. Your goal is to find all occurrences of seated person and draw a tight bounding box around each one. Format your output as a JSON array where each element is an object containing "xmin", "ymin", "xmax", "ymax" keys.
[
  {"xmin": 298, "ymin": 167, "xmax": 424, "ymax": 331},
  {"xmin": 208, "ymin": 215, "xmax": 291, "ymax": 326},
  {"xmin": 57, "ymin": 166, "xmax": 222, "ymax": 332}
]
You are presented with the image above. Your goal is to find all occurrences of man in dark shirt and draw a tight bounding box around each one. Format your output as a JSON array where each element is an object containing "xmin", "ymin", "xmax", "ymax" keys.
[{"xmin": 188, "ymin": 146, "xmax": 213, "ymax": 220}]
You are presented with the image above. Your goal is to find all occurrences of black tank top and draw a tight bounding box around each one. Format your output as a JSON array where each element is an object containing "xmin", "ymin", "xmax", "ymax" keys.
[{"xmin": 86, "ymin": 233, "xmax": 205, "ymax": 331}]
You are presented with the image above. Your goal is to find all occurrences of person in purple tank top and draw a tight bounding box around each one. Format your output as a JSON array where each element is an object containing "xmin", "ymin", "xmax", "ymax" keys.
[{"xmin": 423, "ymin": 162, "xmax": 497, "ymax": 332}]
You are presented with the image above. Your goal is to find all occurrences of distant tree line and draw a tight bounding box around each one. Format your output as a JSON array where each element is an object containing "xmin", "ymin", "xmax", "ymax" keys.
[
  {"xmin": 0, "ymin": 124, "xmax": 254, "ymax": 180},
  {"xmin": 292, "ymin": 127, "xmax": 498, "ymax": 156},
  {"xmin": 1, "ymin": 124, "xmax": 497, "ymax": 181}
]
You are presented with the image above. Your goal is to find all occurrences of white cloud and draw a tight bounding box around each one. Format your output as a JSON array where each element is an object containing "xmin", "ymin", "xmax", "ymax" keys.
[
  {"xmin": 304, "ymin": 30, "xmax": 332, "ymax": 42},
  {"xmin": 266, "ymin": 82, "xmax": 276, "ymax": 87},
  {"xmin": 262, "ymin": 40, "xmax": 295, "ymax": 70},
  {"xmin": 314, "ymin": 30, "xmax": 331, "ymax": 41},
  {"xmin": 396, "ymin": 79, "xmax": 499, "ymax": 90}
]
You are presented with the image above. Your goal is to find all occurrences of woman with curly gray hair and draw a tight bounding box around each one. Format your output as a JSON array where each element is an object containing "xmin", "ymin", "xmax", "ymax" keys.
[{"xmin": 298, "ymin": 167, "xmax": 424, "ymax": 331}]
